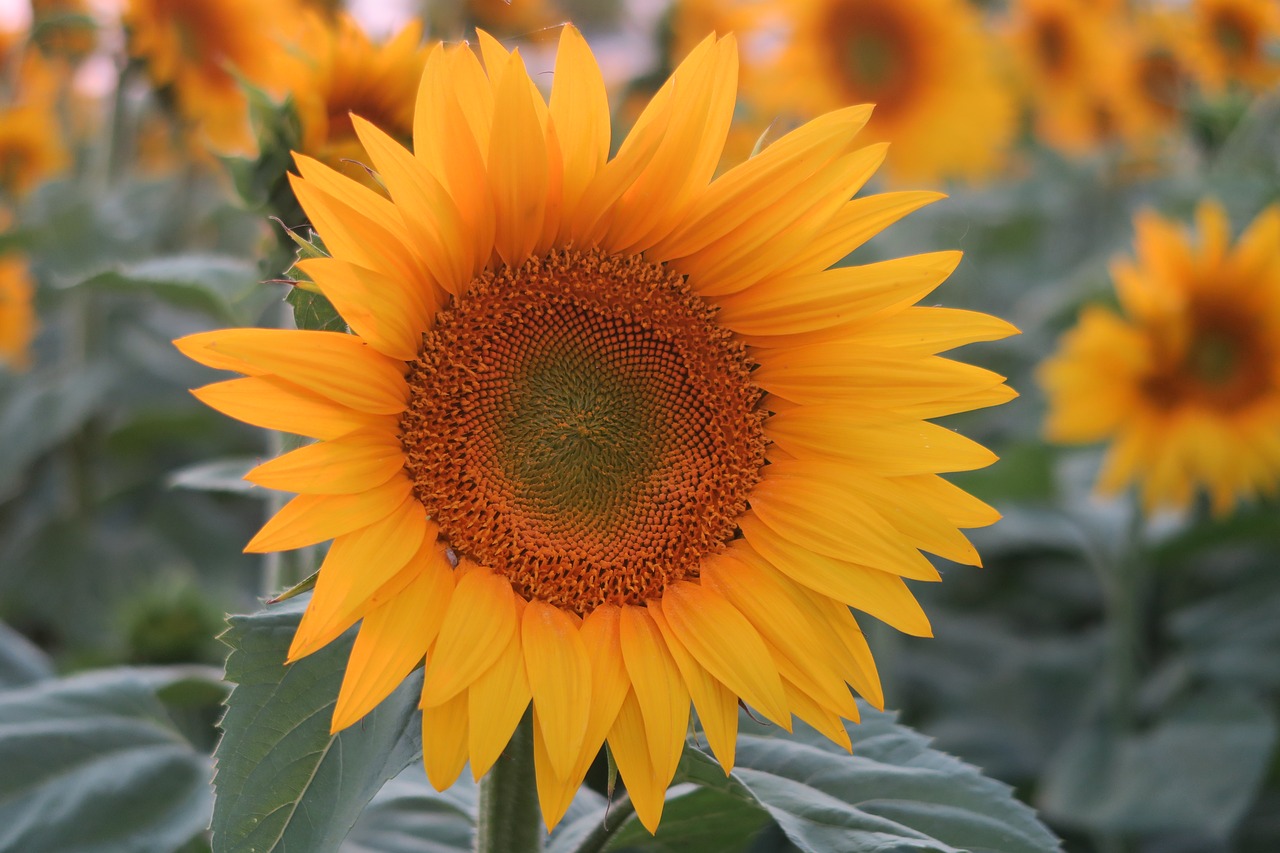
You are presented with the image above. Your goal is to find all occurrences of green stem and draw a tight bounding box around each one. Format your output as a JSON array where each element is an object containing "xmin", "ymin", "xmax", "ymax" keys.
[{"xmin": 475, "ymin": 712, "xmax": 543, "ymax": 853}]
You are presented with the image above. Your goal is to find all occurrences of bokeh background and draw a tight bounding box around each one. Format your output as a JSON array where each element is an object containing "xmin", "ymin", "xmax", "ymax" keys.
[{"xmin": 1, "ymin": 0, "xmax": 1278, "ymax": 851}]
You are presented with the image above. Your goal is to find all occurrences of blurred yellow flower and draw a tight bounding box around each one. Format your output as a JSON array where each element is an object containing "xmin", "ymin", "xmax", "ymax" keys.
[
  {"xmin": 0, "ymin": 254, "xmax": 36, "ymax": 371},
  {"xmin": 1123, "ymin": 9, "xmax": 1194, "ymax": 139},
  {"xmin": 179, "ymin": 26, "xmax": 1014, "ymax": 834},
  {"xmin": 289, "ymin": 14, "xmax": 427, "ymax": 179},
  {"xmin": 1006, "ymin": 0, "xmax": 1118, "ymax": 155},
  {"xmin": 0, "ymin": 103, "xmax": 68, "ymax": 197},
  {"xmin": 1185, "ymin": 0, "xmax": 1280, "ymax": 93},
  {"xmin": 30, "ymin": 0, "xmax": 98, "ymax": 63},
  {"xmin": 124, "ymin": 0, "xmax": 303, "ymax": 152},
  {"xmin": 761, "ymin": 0, "xmax": 1016, "ymax": 184},
  {"xmin": 1041, "ymin": 201, "xmax": 1280, "ymax": 516}
]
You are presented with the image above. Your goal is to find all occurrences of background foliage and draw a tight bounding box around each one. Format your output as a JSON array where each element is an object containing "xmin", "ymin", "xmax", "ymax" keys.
[{"xmin": 1, "ymin": 0, "xmax": 1278, "ymax": 851}]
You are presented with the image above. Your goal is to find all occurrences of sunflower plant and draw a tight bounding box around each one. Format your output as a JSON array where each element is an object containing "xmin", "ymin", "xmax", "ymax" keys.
[{"xmin": 174, "ymin": 22, "xmax": 1062, "ymax": 853}]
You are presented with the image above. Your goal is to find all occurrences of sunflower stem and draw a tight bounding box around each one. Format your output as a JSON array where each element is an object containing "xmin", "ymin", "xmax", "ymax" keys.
[{"xmin": 475, "ymin": 712, "xmax": 543, "ymax": 853}]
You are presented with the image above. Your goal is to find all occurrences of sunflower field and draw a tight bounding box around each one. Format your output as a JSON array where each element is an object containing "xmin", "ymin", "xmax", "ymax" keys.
[{"xmin": 1, "ymin": 0, "xmax": 1278, "ymax": 851}]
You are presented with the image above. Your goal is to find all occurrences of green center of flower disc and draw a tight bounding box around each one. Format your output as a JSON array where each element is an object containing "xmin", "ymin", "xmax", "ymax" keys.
[{"xmin": 399, "ymin": 249, "xmax": 765, "ymax": 614}]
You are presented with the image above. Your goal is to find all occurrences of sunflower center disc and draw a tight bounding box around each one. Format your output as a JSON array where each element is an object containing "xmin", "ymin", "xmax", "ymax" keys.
[{"xmin": 400, "ymin": 249, "xmax": 765, "ymax": 615}]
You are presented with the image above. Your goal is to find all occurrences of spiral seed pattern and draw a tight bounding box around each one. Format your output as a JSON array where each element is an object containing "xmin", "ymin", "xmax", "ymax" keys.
[{"xmin": 400, "ymin": 248, "xmax": 765, "ymax": 614}]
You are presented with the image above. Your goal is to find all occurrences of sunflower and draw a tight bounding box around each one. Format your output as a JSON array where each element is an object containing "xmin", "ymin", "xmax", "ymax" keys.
[
  {"xmin": 0, "ymin": 103, "xmax": 68, "ymax": 198},
  {"xmin": 288, "ymin": 14, "xmax": 427, "ymax": 180},
  {"xmin": 123, "ymin": 0, "xmax": 303, "ymax": 152},
  {"xmin": 757, "ymin": 0, "xmax": 1014, "ymax": 185},
  {"xmin": 1123, "ymin": 9, "xmax": 1194, "ymax": 138},
  {"xmin": 1041, "ymin": 201, "xmax": 1280, "ymax": 516},
  {"xmin": 0, "ymin": 255, "xmax": 36, "ymax": 371},
  {"xmin": 178, "ymin": 27, "xmax": 1015, "ymax": 832},
  {"xmin": 30, "ymin": 0, "xmax": 98, "ymax": 63},
  {"xmin": 1184, "ymin": 0, "xmax": 1280, "ymax": 93},
  {"xmin": 1005, "ymin": 0, "xmax": 1117, "ymax": 154}
]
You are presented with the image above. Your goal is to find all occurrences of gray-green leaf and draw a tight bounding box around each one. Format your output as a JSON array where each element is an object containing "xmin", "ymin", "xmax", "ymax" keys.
[
  {"xmin": 0, "ymin": 666, "xmax": 215, "ymax": 853},
  {"xmin": 212, "ymin": 596, "xmax": 423, "ymax": 853},
  {"xmin": 673, "ymin": 706, "xmax": 1061, "ymax": 853}
]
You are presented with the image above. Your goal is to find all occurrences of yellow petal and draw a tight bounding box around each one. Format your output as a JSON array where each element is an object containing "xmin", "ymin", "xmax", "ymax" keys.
[
  {"xmin": 784, "ymin": 678, "xmax": 853, "ymax": 752},
  {"xmin": 754, "ymin": 345, "xmax": 1012, "ymax": 413},
  {"xmin": 607, "ymin": 690, "xmax": 668, "ymax": 834},
  {"xmin": 348, "ymin": 117, "xmax": 472, "ymax": 298},
  {"xmin": 791, "ymin": 587, "xmax": 884, "ymax": 710},
  {"xmin": 422, "ymin": 687, "xmax": 470, "ymax": 790},
  {"xmin": 245, "ymin": 473, "xmax": 414, "ymax": 552},
  {"xmin": 781, "ymin": 190, "xmax": 945, "ymax": 278},
  {"xmin": 703, "ymin": 551, "xmax": 865, "ymax": 715},
  {"xmin": 548, "ymin": 24, "xmax": 610, "ymax": 231},
  {"xmin": 715, "ymin": 251, "xmax": 961, "ymax": 339},
  {"xmin": 288, "ymin": 501, "xmax": 431, "ymax": 661},
  {"xmin": 192, "ymin": 376, "xmax": 396, "ymax": 441},
  {"xmin": 244, "ymin": 430, "xmax": 405, "ymax": 495},
  {"xmin": 659, "ymin": 582, "xmax": 791, "ymax": 728},
  {"xmin": 289, "ymin": 162, "xmax": 427, "ymax": 290},
  {"xmin": 533, "ymin": 604, "xmax": 630, "ymax": 830},
  {"xmin": 521, "ymin": 600, "xmax": 591, "ymax": 779},
  {"xmin": 647, "ymin": 604, "xmax": 738, "ymax": 772},
  {"xmin": 745, "ymin": 472, "xmax": 939, "ymax": 578},
  {"xmin": 488, "ymin": 49, "xmax": 548, "ymax": 266},
  {"xmin": 605, "ymin": 35, "xmax": 739, "ymax": 254},
  {"xmin": 331, "ymin": 539, "xmax": 456, "ymax": 731},
  {"xmin": 680, "ymin": 145, "xmax": 889, "ymax": 297},
  {"xmin": 617, "ymin": 606, "xmax": 689, "ymax": 787},
  {"xmin": 296, "ymin": 255, "xmax": 438, "ymax": 362},
  {"xmin": 735, "ymin": 521, "xmax": 933, "ymax": 636},
  {"xmin": 413, "ymin": 45, "xmax": 495, "ymax": 278},
  {"xmin": 764, "ymin": 404, "xmax": 997, "ymax": 476},
  {"xmin": 175, "ymin": 329, "xmax": 408, "ymax": 415},
  {"xmin": 469, "ymin": 597, "xmax": 532, "ymax": 779},
  {"xmin": 651, "ymin": 105, "xmax": 873, "ymax": 262},
  {"xmin": 420, "ymin": 567, "xmax": 518, "ymax": 707},
  {"xmin": 844, "ymin": 306, "xmax": 1021, "ymax": 355}
]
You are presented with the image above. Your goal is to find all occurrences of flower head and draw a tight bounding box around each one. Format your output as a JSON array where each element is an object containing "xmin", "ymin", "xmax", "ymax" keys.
[
  {"xmin": 124, "ymin": 0, "xmax": 302, "ymax": 151},
  {"xmin": 178, "ymin": 26, "xmax": 1015, "ymax": 832},
  {"xmin": 1041, "ymin": 201, "xmax": 1280, "ymax": 516},
  {"xmin": 1006, "ymin": 0, "xmax": 1120, "ymax": 154},
  {"xmin": 760, "ymin": 0, "xmax": 1015, "ymax": 184},
  {"xmin": 288, "ymin": 14, "xmax": 427, "ymax": 178},
  {"xmin": 1185, "ymin": 0, "xmax": 1280, "ymax": 93}
]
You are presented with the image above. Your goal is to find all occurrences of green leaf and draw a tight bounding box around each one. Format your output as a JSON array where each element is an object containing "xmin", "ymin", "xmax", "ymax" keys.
[
  {"xmin": 602, "ymin": 786, "xmax": 769, "ymax": 853},
  {"xmin": 0, "ymin": 620, "xmax": 53, "ymax": 687},
  {"xmin": 1039, "ymin": 690, "xmax": 1277, "ymax": 839},
  {"xmin": 0, "ymin": 667, "xmax": 214, "ymax": 853},
  {"xmin": 212, "ymin": 596, "xmax": 423, "ymax": 853},
  {"xmin": 287, "ymin": 287, "xmax": 347, "ymax": 333},
  {"xmin": 672, "ymin": 705, "xmax": 1061, "ymax": 853},
  {"xmin": 68, "ymin": 255, "xmax": 263, "ymax": 324},
  {"xmin": 342, "ymin": 765, "xmax": 475, "ymax": 853}
]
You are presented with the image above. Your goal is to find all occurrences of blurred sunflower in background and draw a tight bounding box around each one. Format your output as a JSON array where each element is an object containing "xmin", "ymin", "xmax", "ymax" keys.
[
  {"xmin": 1185, "ymin": 0, "xmax": 1280, "ymax": 93},
  {"xmin": 1121, "ymin": 8, "xmax": 1194, "ymax": 143},
  {"xmin": 29, "ymin": 0, "xmax": 99, "ymax": 64},
  {"xmin": 123, "ymin": 0, "xmax": 303, "ymax": 152},
  {"xmin": 0, "ymin": 254, "xmax": 36, "ymax": 371},
  {"xmin": 1006, "ymin": 0, "xmax": 1117, "ymax": 154},
  {"xmin": 289, "ymin": 13, "xmax": 427, "ymax": 180},
  {"xmin": 1041, "ymin": 201, "xmax": 1280, "ymax": 516},
  {"xmin": 179, "ymin": 24, "xmax": 1015, "ymax": 834},
  {"xmin": 0, "ymin": 102, "xmax": 68, "ymax": 198},
  {"xmin": 758, "ymin": 0, "xmax": 1014, "ymax": 184}
]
